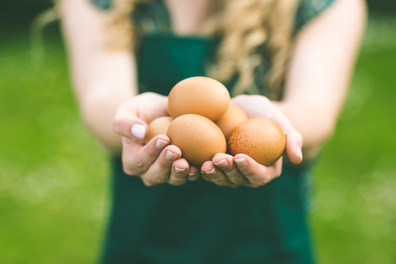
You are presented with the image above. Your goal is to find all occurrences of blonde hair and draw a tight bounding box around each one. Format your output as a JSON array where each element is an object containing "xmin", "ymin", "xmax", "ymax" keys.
[{"xmin": 108, "ymin": 0, "xmax": 300, "ymax": 100}]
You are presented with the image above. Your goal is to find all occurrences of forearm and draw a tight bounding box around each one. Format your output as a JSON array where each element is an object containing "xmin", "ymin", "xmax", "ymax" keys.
[
  {"xmin": 274, "ymin": 0, "xmax": 366, "ymax": 159},
  {"xmin": 74, "ymin": 67, "xmax": 135, "ymax": 154},
  {"xmin": 81, "ymin": 89, "xmax": 129, "ymax": 154},
  {"xmin": 60, "ymin": 0, "xmax": 137, "ymax": 154}
]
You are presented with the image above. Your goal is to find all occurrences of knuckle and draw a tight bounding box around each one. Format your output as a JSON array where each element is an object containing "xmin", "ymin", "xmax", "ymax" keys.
[
  {"xmin": 168, "ymin": 179, "xmax": 186, "ymax": 186},
  {"xmin": 146, "ymin": 172, "xmax": 166, "ymax": 184},
  {"xmin": 135, "ymin": 159, "xmax": 150, "ymax": 171},
  {"xmin": 173, "ymin": 173, "xmax": 186, "ymax": 179},
  {"xmin": 158, "ymin": 159, "xmax": 172, "ymax": 170},
  {"xmin": 209, "ymin": 173, "xmax": 222, "ymax": 180},
  {"xmin": 230, "ymin": 175, "xmax": 244, "ymax": 183},
  {"xmin": 243, "ymin": 170, "xmax": 256, "ymax": 178},
  {"xmin": 146, "ymin": 146, "xmax": 159, "ymax": 159},
  {"xmin": 220, "ymin": 166, "xmax": 233, "ymax": 173}
]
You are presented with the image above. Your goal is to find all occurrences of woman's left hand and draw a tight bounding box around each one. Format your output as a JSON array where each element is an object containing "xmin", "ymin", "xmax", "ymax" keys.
[
  {"xmin": 200, "ymin": 153, "xmax": 283, "ymax": 188},
  {"xmin": 200, "ymin": 94, "xmax": 303, "ymax": 188}
]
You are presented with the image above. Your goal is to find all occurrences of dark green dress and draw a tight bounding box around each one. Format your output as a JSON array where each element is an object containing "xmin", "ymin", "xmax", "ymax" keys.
[{"xmin": 90, "ymin": 1, "xmax": 335, "ymax": 263}]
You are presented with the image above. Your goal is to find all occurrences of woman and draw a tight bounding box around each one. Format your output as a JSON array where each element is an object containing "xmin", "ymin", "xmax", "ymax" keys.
[{"xmin": 60, "ymin": 0, "xmax": 366, "ymax": 263}]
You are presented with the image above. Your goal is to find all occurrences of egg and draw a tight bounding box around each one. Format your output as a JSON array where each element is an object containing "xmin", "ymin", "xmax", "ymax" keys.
[
  {"xmin": 168, "ymin": 77, "xmax": 230, "ymax": 122},
  {"xmin": 228, "ymin": 118, "xmax": 286, "ymax": 166},
  {"xmin": 216, "ymin": 104, "xmax": 248, "ymax": 139},
  {"xmin": 145, "ymin": 116, "xmax": 173, "ymax": 144},
  {"xmin": 167, "ymin": 114, "xmax": 226, "ymax": 165}
]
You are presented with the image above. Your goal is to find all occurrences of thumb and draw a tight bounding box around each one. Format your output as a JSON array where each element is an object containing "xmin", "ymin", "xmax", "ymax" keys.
[
  {"xmin": 284, "ymin": 131, "xmax": 303, "ymax": 164},
  {"xmin": 113, "ymin": 105, "xmax": 148, "ymax": 143},
  {"xmin": 269, "ymin": 105, "xmax": 303, "ymax": 164}
]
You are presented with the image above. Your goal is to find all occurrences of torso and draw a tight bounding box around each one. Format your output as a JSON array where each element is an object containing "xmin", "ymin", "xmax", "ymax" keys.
[{"xmin": 91, "ymin": 0, "xmax": 337, "ymax": 263}]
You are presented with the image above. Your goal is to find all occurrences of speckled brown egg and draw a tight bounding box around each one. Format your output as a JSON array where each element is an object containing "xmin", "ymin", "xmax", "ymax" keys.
[
  {"xmin": 145, "ymin": 116, "xmax": 173, "ymax": 144},
  {"xmin": 228, "ymin": 118, "xmax": 286, "ymax": 166},
  {"xmin": 167, "ymin": 114, "xmax": 226, "ymax": 165},
  {"xmin": 216, "ymin": 104, "xmax": 248, "ymax": 139},
  {"xmin": 168, "ymin": 77, "xmax": 230, "ymax": 122}
]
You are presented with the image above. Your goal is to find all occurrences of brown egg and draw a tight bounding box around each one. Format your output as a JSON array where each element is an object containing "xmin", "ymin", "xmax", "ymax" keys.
[
  {"xmin": 145, "ymin": 116, "xmax": 173, "ymax": 144},
  {"xmin": 228, "ymin": 118, "xmax": 286, "ymax": 166},
  {"xmin": 216, "ymin": 104, "xmax": 248, "ymax": 139},
  {"xmin": 168, "ymin": 77, "xmax": 230, "ymax": 122},
  {"xmin": 167, "ymin": 114, "xmax": 226, "ymax": 165}
]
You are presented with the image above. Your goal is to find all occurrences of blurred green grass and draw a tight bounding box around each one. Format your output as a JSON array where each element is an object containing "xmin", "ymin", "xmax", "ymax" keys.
[
  {"xmin": 0, "ymin": 17, "xmax": 396, "ymax": 264},
  {"xmin": 311, "ymin": 18, "xmax": 396, "ymax": 264}
]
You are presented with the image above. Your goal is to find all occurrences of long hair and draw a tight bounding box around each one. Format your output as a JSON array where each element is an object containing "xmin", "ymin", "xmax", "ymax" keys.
[{"xmin": 107, "ymin": 0, "xmax": 300, "ymax": 100}]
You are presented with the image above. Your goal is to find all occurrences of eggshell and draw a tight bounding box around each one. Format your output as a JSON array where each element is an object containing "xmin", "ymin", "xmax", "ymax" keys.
[
  {"xmin": 145, "ymin": 116, "xmax": 173, "ymax": 144},
  {"xmin": 168, "ymin": 77, "xmax": 230, "ymax": 122},
  {"xmin": 216, "ymin": 104, "xmax": 248, "ymax": 139},
  {"xmin": 228, "ymin": 118, "xmax": 286, "ymax": 166},
  {"xmin": 167, "ymin": 114, "xmax": 227, "ymax": 165}
]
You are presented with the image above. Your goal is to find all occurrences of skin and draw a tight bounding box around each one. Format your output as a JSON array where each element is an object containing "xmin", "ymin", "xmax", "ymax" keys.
[{"xmin": 60, "ymin": 0, "xmax": 366, "ymax": 188}]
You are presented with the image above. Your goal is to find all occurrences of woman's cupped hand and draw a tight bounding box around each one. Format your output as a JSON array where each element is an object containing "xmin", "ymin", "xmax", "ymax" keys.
[
  {"xmin": 200, "ymin": 95, "xmax": 303, "ymax": 188},
  {"xmin": 113, "ymin": 92, "xmax": 200, "ymax": 187}
]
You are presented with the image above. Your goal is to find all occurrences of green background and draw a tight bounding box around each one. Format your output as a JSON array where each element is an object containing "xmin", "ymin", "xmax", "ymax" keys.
[{"xmin": 1, "ymin": 1, "xmax": 396, "ymax": 263}]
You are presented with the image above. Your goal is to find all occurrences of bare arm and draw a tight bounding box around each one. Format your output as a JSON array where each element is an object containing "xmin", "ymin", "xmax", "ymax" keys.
[
  {"xmin": 60, "ymin": 0, "xmax": 197, "ymax": 186},
  {"xmin": 275, "ymin": 0, "xmax": 367, "ymax": 159},
  {"xmin": 60, "ymin": 0, "xmax": 135, "ymax": 154},
  {"xmin": 208, "ymin": 0, "xmax": 366, "ymax": 187}
]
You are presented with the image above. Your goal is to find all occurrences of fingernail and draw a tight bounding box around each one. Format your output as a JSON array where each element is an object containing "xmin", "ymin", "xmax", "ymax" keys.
[
  {"xmin": 155, "ymin": 139, "xmax": 168, "ymax": 149},
  {"xmin": 175, "ymin": 167, "xmax": 186, "ymax": 174},
  {"xmin": 188, "ymin": 172, "xmax": 196, "ymax": 177},
  {"xmin": 166, "ymin": 151, "xmax": 178, "ymax": 161},
  {"xmin": 214, "ymin": 159, "xmax": 227, "ymax": 167},
  {"xmin": 235, "ymin": 158, "xmax": 247, "ymax": 169},
  {"xmin": 131, "ymin": 124, "xmax": 146, "ymax": 139},
  {"xmin": 206, "ymin": 168, "xmax": 216, "ymax": 174},
  {"xmin": 297, "ymin": 147, "xmax": 303, "ymax": 161}
]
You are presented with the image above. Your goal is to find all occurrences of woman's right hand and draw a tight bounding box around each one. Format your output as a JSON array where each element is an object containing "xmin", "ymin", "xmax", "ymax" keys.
[{"xmin": 113, "ymin": 92, "xmax": 200, "ymax": 187}]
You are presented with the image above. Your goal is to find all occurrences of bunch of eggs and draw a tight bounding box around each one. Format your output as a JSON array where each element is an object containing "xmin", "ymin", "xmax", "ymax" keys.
[{"xmin": 146, "ymin": 77, "xmax": 286, "ymax": 166}]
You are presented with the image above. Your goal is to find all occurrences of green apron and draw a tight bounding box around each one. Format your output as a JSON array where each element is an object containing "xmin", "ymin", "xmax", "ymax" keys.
[{"xmin": 100, "ymin": 34, "xmax": 315, "ymax": 264}]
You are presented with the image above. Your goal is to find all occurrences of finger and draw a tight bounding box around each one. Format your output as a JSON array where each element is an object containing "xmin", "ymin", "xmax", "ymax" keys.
[
  {"xmin": 272, "ymin": 157, "xmax": 283, "ymax": 178},
  {"xmin": 113, "ymin": 103, "xmax": 148, "ymax": 142},
  {"xmin": 284, "ymin": 132, "xmax": 303, "ymax": 164},
  {"xmin": 122, "ymin": 135, "xmax": 170, "ymax": 175},
  {"xmin": 200, "ymin": 168, "xmax": 213, "ymax": 182},
  {"xmin": 168, "ymin": 158, "xmax": 189, "ymax": 186},
  {"xmin": 268, "ymin": 107, "xmax": 303, "ymax": 164},
  {"xmin": 187, "ymin": 166, "xmax": 200, "ymax": 181},
  {"xmin": 212, "ymin": 153, "xmax": 245, "ymax": 184},
  {"xmin": 201, "ymin": 161, "xmax": 232, "ymax": 186},
  {"xmin": 233, "ymin": 154, "xmax": 282, "ymax": 187},
  {"xmin": 201, "ymin": 173, "xmax": 213, "ymax": 182},
  {"xmin": 140, "ymin": 145, "xmax": 181, "ymax": 186}
]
